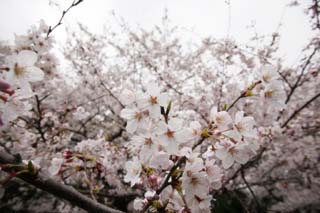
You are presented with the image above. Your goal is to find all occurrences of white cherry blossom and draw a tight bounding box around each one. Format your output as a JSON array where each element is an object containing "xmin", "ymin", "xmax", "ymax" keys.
[
  {"xmin": 210, "ymin": 106, "xmax": 232, "ymax": 131},
  {"xmin": 215, "ymin": 140, "xmax": 250, "ymax": 169},
  {"xmin": 186, "ymin": 194, "xmax": 212, "ymax": 213},
  {"xmin": 260, "ymin": 80, "xmax": 286, "ymax": 109},
  {"xmin": 260, "ymin": 65, "xmax": 280, "ymax": 84},
  {"xmin": 6, "ymin": 50, "xmax": 44, "ymax": 92},
  {"xmin": 137, "ymin": 82, "xmax": 169, "ymax": 118},
  {"xmin": 156, "ymin": 118, "xmax": 186, "ymax": 154},
  {"xmin": 120, "ymin": 106, "xmax": 150, "ymax": 133},
  {"xmin": 48, "ymin": 158, "xmax": 64, "ymax": 176},
  {"xmin": 124, "ymin": 157, "xmax": 142, "ymax": 187}
]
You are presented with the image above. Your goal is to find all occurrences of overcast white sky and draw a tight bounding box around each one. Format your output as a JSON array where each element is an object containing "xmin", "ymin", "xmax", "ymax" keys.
[{"xmin": 0, "ymin": 0, "xmax": 315, "ymax": 66}]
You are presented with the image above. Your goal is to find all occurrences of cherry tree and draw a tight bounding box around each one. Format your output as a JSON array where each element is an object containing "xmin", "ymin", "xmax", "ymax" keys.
[{"xmin": 0, "ymin": 1, "xmax": 319, "ymax": 212}]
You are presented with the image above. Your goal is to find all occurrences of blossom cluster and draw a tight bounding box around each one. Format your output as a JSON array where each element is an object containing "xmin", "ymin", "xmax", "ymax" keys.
[
  {"xmin": 119, "ymin": 67, "xmax": 285, "ymax": 211},
  {"xmin": 1, "ymin": 15, "xmax": 318, "ymax": 213}
]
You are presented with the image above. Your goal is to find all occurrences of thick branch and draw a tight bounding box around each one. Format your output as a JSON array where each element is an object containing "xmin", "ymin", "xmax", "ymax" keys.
[{"xmin": 0, "ymin": 148, "xmax": 124, "ymax": 213}]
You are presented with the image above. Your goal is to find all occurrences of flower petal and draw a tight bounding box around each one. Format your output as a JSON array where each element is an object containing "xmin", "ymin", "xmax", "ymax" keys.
[
  {"xmin": 17, "ymin": 50, "xmax": 37, "ymax": 67},
  {"xmin": 25, "ymin": 66, "xmax": 44, "ymax": 82}
]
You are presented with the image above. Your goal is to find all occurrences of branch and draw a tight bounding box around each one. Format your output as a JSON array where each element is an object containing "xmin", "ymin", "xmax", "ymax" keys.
[
  {"xmin": 226, "ymin": 80, "xmax": 261, "ymax": 112},
  {"xmin": 142, "ymin": 137, "xmax": 206, "ymax": 212},
  {"xmin": 281, "ymin": 92, "xmax": 320, "ymax": 128},
  {"xmin": 214, "ymin": 147, "xmax": 266, "ymax": 196},
  {"xmin": 285, "ymin": 47, "xmax": 318, "ymax": 104},
  {"xmin": 46, "ymin": 0, "xmax": 84, "ymax": 38},
  {"xmin": 0, "ymin": 148, "xmax": 124, "ymax": 213},
  {"xmin": 240, "ymin": 168, "xmax": 261, "ymax": 210},
  {"xmin": 35, "ymin": 95, "xmax": 46, "ymax": 143}
]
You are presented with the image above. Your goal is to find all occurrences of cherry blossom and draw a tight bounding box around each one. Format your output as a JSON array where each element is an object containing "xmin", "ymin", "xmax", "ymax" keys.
[
  {"xmin": 5, "ymin": 50, "xmax": 44, "ymax": 92},
  {"xmin": 124, "ymin": 157, "xmax": 142, "ymax": 187},
  {"xmin": 210, "ymin": 106, "xmax": 232, "ymax": 131}
]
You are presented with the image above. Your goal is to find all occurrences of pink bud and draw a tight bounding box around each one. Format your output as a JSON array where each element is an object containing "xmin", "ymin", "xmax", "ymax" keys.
[
  {"xmin": 0, "ymin": 80, "xmax": 10, "ymax": 91},
  {"xmin": 63, "ymin": 150, "xmax": 73, "ymax": 159},
  {"xmin": 148, "ymin": 174, "xmax": 160, "ymax": 189}
]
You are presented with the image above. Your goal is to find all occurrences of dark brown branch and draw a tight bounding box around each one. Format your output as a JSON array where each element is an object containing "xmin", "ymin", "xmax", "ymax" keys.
[
  {"xmin": 214, "ymin": 147, "xmax": 266, "ymax": 197},
  {"xmin": 276, "ymin": 69, "xmax": 292, "ymax": 89},
  {"xmin": 142, "ymin": 137, "xmax": 206, "ymax": 212},
  {"xmin": 285, "ymin": 47, "xmax": 318, "ymax": 104},
  {"xmin": 142, "ymin": 156, "xmax": 187, "ymax": 212},
  {"xmin": 241, "ymin": 168, "xmax": 261, "ymax": 210},
  {"xmin": 281, "ymin": 92, "xmax": 320, "ymax": 128},
  {"xmin": 226, "ymin": 80, "xmax": 261, "ymax": 112},
  {"xmin": 35, "ymin": 95, "xmax": 46, "ymax": 143},
  {"xmin": 0, "ymin": 148, "xmax": 124, "ymax": 213},
  {"xmin": 46, "ymin": 0, "xmax": 84, "ymax": 38}
]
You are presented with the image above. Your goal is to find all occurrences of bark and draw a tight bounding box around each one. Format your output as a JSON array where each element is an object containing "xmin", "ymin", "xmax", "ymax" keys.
[{"xmin": 0, "ymin": 148, "xmax": 124, "ymax": 213}]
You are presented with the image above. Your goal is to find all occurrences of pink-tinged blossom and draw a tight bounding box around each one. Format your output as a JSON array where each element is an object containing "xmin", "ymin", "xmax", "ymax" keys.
[
  {"xmin": 120, "ymin": 107, "xmax": 149, "ymax": 133},
  {"xmin": 215, "ymin": 140, "xmax": 250, "ymax": 169},
  {"xmin": 131, "ymin": 134, "xmax": 159, "ymax": 164},
  {"xmin": 124, "ymin": 157, "xmax": 142, "ymax": 187},
  {"xmin": 156, "ymin": 118, "xmax": 187, "ymax": 155},
  {"xmin": 260, "ymin": 80, "xmax": 286, "ymax": 109},
  {"xmin": 137, "ymin": 82, "xmax": 169, "ymax": 118},
  {"xmin": 186, "ymin": 194, "xmax": 212, "ymax": 213},
  {"xmin": 48, "ymin": 158, "xmax": 63, "ymax": 176},
  {"xmin": 204, "ymin": 159, "xmax": 223, "ymax": 189},
  {"xmin": 175, "ymin": 121, "xmax": 202, "ymax": 146},
  {"xmin": 210, "ymin": 106, "xmax": 232, "ymax": 131},
  {"xmin": 144, "ymin": 190, "xmax": 156, "ymax": 200},
  {"xmin": 182, "ymin": 160, "xmax": 209, "ymax": 198},
  {"xmin": 182, "ymin": 171, "xmax": 209, "ymax": 198},
  {"xmin": 149, "ymin": 151, "xmax": 173, "ymax": 170},
  {"xmin": 224, "ymin": 111, "xmax": 257, "ymax": 141},
  {"xmin": 260, "ymin": 65, "xmax": 280, "ymax": 84},
  {"xmin": 0, "ymin": 80, "xmax": 10, "ymax": 91},
  {"xmin": 133, "ymin": 198, "xmax": 146, "ymax": 211},
  {"xmin": 159, "ymin": 185, "xmax": 184, "ymax": 211}
]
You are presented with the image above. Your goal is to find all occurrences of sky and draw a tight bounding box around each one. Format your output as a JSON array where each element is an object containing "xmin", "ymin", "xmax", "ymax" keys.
[{"xmin": 0, "ymin": 0, "xmax": 315, "ymax": 66}]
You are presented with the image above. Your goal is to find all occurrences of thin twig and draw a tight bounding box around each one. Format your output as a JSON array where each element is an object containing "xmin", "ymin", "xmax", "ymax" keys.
[
  {"xmin": 46, "ymin": 0, "xmax": 84, "ymax": 38},
  {"xmin": 241, "ymin": 168, "xmax": 262, "ymax": 211},
  {"xmin": 35, "ymin": 95, "xmax": 46, "ymax": 143},
  {"xmin": 285, "ymin": 47, "xmax": 318, "ymax": 104},
  {"xmin": 142, "ymin": 137, "xmax": 206, "ymax": 212}
]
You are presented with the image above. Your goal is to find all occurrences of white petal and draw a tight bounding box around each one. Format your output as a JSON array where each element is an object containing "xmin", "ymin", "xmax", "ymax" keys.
[
  {"xmin": 126, "ymin": 120, "xmax": 138, "ymax": 133},
  {"xmin": 234, "ymin": 149, "xmax": 249, "ymax": 164},
  {"xmin": 168, "ymin": 118, "xmax": 183, "ymax": 131},
  {"xmin": 17, "ymin": 50, "xmax": 37, "ymax": 67},
  {"xmin": 175, "ymin": 128, "xmax": 193, "ymax": 143},
  {"xmin": 120, "ymin": 108, "xmax": 135, "ymax": 120},
  {"xmin": 215, "ymin": 148, "xmax": 228, "ymax": 160},
  {"xmin": 224, "ymin": 129, "xmax": 241, "ymax": 141},
  {"xmin": 156, "ymin": 121, "xmax": 168, "ymax": 134},
  {"xmin": 166, "ymin": 140, "xmax": 179, "ymax": 155},
  {"xmin": 235, "ymin": 111, "xmax": 244, "ymax": 123},
  {"xmin": 210, "ymin": 106, "xmax": 218, "ymax": 118},
  {"xmin": 222, "ymin": 155, "xmax": 234, "ymax": 169},
  {"xmin": 25, "ymin": 66, "xmax": 44, "ymax": 82},
  {"xmin": 190, "ymin": 121, "xmax": 201, "ymax": 130}
]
